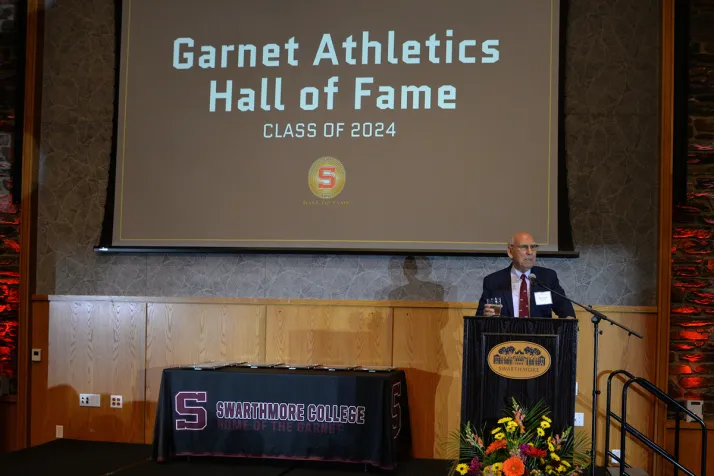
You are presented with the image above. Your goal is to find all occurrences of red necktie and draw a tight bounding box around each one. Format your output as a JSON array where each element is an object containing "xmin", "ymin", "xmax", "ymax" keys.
[{"xmin": 519, "ymin": 274, "xmax": 529, "ymax": 318}]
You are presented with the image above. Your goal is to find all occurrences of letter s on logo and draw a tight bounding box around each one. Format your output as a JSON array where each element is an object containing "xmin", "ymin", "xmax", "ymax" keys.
[
  {"xmin": 318, "ymin": 166, "xmax": 336, "ymax": 189},
  {"xmin": 175, "ymin": 391, "xmax": 208, "ymax": 431}
]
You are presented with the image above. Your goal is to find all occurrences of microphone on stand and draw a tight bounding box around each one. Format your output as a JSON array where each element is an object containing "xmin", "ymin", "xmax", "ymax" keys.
[
  {"xmin": 528, "ymin": 273, "xmax": 552, "ymax": 294},
  {"xmin": 529, "ymin": 274, "xmax": 619, "ymax": 323},
  {"xmin": 528, "ymin": 274, "xmax": 574, "ymax": 312},
  {"xmin": 527, "ymin": 271, "xmax": 642, "ymax": 476}
]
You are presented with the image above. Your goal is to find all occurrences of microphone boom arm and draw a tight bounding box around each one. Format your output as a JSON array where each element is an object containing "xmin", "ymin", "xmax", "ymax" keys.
[
  {"xmin": 529, "ymin": 275, "xmax": 643, "ymax": 339},
  {"xmin": 529, "ymin": 274, "xmax": 642, "ymax": 475}
]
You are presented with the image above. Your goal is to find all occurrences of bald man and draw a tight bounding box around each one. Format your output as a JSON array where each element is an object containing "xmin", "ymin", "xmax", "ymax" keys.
[{"xmin": 476, "ymin": 232, "xmax": 575, "ymax": 319}]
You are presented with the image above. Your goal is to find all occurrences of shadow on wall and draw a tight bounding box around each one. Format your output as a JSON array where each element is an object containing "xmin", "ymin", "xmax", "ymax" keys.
[
  {"xmin": 32, "ymin": 384, "xmax": 142, "ymax": 445},
  {"xmin": 378, "ymin": 256, "xmax": 450, "ymax": 301}
]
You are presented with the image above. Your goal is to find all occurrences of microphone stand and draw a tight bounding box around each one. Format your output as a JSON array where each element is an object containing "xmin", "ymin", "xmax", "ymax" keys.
[{"xmin": 531, "ymin": 277, "xmax": 643, "ymax": 476}]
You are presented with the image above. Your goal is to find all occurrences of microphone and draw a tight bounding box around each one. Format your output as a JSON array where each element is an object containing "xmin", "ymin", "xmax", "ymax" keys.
[
  {"xmin": 529, "ymin": 273, "xmax": 579, "ymax": 317},
  {"xmin": 528, "ymin": 274, "xmax": 561, "ymax": 302},
  {"xmin": 529, "ymin": 273, "xmax": 574, "ymax": 306},
  {"xmin": 528, "ymin": 274, "xmax": 546, "ymax": 293},
  {"xmin": 528, "ymin": 273, "xmax": 614, "ymax": 324}
]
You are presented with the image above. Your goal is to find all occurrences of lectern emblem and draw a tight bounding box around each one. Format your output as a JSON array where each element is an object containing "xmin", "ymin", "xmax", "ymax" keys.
[{"xmin": 487, "ymin": 341, "xmax": 551, "ymax": 379}]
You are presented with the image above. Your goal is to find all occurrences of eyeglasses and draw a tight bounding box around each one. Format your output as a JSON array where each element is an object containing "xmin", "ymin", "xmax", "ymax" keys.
[{"xmin": 512, "ymin": 244, "xmax": 540, "ymax": 251}]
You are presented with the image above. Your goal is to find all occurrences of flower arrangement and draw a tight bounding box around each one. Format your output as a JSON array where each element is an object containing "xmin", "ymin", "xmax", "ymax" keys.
[{"xmin": 445, "ymin": 398, "xmax": 591, "ymax": 476}]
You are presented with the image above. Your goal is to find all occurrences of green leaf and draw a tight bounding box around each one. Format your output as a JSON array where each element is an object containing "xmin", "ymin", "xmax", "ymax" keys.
[
  {"xmin": 571, "ymin": 430, "xmax": 593, "ymax": 468},
  {"xmin": 439, "ymin": 424, "xmax": 487, "ymax": 462}
]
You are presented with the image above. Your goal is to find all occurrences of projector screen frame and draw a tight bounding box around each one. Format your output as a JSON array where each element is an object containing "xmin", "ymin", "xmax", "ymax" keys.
[
  {"xmin": 93, "ymin": 245, "xmax": 579, "ymax": 258},
  {"xmin": 97, "ymin": 0, "xmax": 577, "ymax": 258}
]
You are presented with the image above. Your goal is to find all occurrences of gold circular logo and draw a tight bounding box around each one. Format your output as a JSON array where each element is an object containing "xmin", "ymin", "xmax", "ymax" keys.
[
  {"xmin": 308, "ymin": 157, "xmax": 346, "ymax": 199},
  {"xmin": 487, "ymin": 341, "xmax": 552, "ymax": 380}
]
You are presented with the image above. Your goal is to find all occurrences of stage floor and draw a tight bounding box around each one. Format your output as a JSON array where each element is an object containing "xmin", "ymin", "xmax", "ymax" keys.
[{"xmin": 0, "ymin": 439, "xmax": 613, "ymax": 475}]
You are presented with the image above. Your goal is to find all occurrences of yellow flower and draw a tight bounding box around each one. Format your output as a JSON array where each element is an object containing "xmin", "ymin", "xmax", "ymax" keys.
[
  {"xmin": 455, "ymin": 463, "xmax": 469, "ymax": 475},
  {"xmin": 537, "ymin": 428, "xmax": 545, "ymax": 437},
  {"xmin": 557, "ymin": 465, "xmax": 567, "ymax": 473},
  {"xmin": 495, "ymin": 432, "xmax": 506, "ymax": 440},
  {"xmin": 493, "ymin": 462, "xmax": 503, "ymax": 472},
  {"xmin": 498, "ymin": 417, "xmax": 513, "ymax": 424},
  {"xmin": 546, "ymin": 466, "xmax": 556, "ymax": 475},
  {"xmin": 492, "ymin": 427, "xmax": 502, "ymax": 434},
  {"xmin": 550, "ymin": 453, "xmax": 560, "ymax": 461},
  {"xmin": 542, "ymin": 416, "xmax": 552, "ymax": 423},
  {"xmin": 562, "ymin": 461, "xmax": 571, "ymax": 468},
  {"xmin": 548, "ymin": 442, "xmax": 555, "ymax": 452},
  {"xmin": 540, "ymin": 421, "xmax": 551, "ymax": 429}
]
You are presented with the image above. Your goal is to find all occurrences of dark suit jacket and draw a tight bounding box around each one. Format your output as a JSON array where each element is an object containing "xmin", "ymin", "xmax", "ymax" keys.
[{"xmin": 476, "ymin": 265, "xmax": 575, "ymax": 318}]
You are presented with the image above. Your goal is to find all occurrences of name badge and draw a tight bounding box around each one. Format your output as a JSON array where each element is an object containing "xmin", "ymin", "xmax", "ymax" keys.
[{"xmin": 534, "ymin": 291, "xmax": 553, "ymax": 305}]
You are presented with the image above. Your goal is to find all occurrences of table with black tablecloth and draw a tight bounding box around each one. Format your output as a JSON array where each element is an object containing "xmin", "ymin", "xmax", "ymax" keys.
[{"xmin": 152, "ymin": 366, "xmax": 411, "ymax": 469}]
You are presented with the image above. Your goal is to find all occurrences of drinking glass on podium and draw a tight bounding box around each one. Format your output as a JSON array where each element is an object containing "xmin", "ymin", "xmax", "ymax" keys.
[{"xmin": 485, "ymin": 297, "xmax": 502, "ymax": 316}]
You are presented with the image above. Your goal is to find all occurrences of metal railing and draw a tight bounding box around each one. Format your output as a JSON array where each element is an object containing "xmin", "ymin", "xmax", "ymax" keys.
[{"xmin": 604, "ymin": 370, "xmax": 706, "ymax": 476}]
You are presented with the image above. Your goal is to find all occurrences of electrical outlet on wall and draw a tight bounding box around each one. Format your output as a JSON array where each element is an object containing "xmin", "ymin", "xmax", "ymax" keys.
[
  {"xmin": 611, "ymin": 449, "xmax": 621, "ymax": 464},
  {"xmin": 56, "ymin": 425, "xmax": 63, "ymax": 438},
  {"xmin": 574, "ymin": 412, "xmax": 584, "ymax": 427},
  {"xmin": 110, "ymin": 395, "xmax": 123, "ymax": 408},
  {"xmin": 79, "ymin": 394, "xmax": 101, "ymax": 407}
]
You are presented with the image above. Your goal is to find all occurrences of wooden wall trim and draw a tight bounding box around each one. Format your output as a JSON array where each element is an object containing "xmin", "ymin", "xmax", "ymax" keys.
[
  {"xmin": 17, "ymin": 0, "xmax": 45, "ymax": 451},
  {"xmin": 655, "ymin": 0, "xmax": 675, "ymax": 473},
  {"xmin": 30, "ymin": 294, "xmax": 657, "ymax": 314},
  {"xmin": 31, "ymin": 298, "xmax": 657, "ymax": 464}
]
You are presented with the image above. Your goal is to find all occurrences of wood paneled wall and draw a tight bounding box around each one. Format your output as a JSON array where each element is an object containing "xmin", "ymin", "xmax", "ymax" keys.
[
  {"xmin": 573, "ymin": 307, "xmax": 657, "ymax": 471},
  {"xmin": 29, "ymin": 296, "xmax": 658, "ymax": 469},
  {"xmin": 392, "ymin": 307, "xmax": 470, "ymax": 459},
  {"xmin": 31, "ymin": 301, "xmax": 146, "ymax": 445},
  {"xmin": 664, "ymin": 422, "xmax": 714, "ymax": 476}
]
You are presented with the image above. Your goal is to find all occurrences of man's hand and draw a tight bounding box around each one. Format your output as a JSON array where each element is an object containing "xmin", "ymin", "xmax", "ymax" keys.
[{"xmin": 483, "ymin": 305, "xmax": 496, "ymax": 317}]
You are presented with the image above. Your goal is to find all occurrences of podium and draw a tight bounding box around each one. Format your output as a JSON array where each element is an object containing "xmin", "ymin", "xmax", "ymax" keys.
[{"xmin": 461, "ymin": 317, "xmax": 578, "ymax": 432}]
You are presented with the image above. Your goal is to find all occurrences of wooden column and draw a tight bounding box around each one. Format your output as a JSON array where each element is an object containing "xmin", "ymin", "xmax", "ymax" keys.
[
  {"xmin": 17, "ymin": 0, "xmax": 44, "ymax": 450},
  {"xmin": 654, "ymin": 0, "xmax": 675, "ymax": 473}
]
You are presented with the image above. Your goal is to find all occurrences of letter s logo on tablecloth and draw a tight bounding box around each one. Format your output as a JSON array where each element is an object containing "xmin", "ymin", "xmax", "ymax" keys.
[
  {"xmin": 391, "ymin": 382, "xmax": 402, "ymax": 439},
  {"xmin": 175, "ymin": 391, "xmax": 208, "ymax": 431}
]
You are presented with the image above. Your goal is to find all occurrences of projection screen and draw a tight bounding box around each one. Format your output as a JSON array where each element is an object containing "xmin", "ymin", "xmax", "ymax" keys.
[{"xmin": 104, "ymin": 0, "xmax": 568, "ymax": 253}]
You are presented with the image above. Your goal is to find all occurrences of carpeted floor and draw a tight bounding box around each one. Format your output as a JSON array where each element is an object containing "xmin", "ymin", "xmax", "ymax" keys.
[{"xmin": 0, "ymin": 439, "xmax": 613, "ymax": 475}]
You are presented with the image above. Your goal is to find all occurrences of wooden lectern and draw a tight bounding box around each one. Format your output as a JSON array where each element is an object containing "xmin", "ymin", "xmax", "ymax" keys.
[{"xmin": 461, "ymin": 317, "xmax": 578, "ymax": 433}]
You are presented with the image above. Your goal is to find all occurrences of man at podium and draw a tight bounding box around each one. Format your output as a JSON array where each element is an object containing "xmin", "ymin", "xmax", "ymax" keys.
[{"xmin": 476, "ymin": 232, "xmax": 575, "ymax": 319}]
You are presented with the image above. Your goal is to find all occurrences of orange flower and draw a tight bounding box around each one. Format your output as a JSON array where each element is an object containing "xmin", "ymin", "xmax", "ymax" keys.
[
  {"xmin": 485, "ymin": 439, "xmax": 508, "ymax": 455},
  {"xmin": 502, "ymin": 456, "xmax": 525, "ymax": 476}
]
